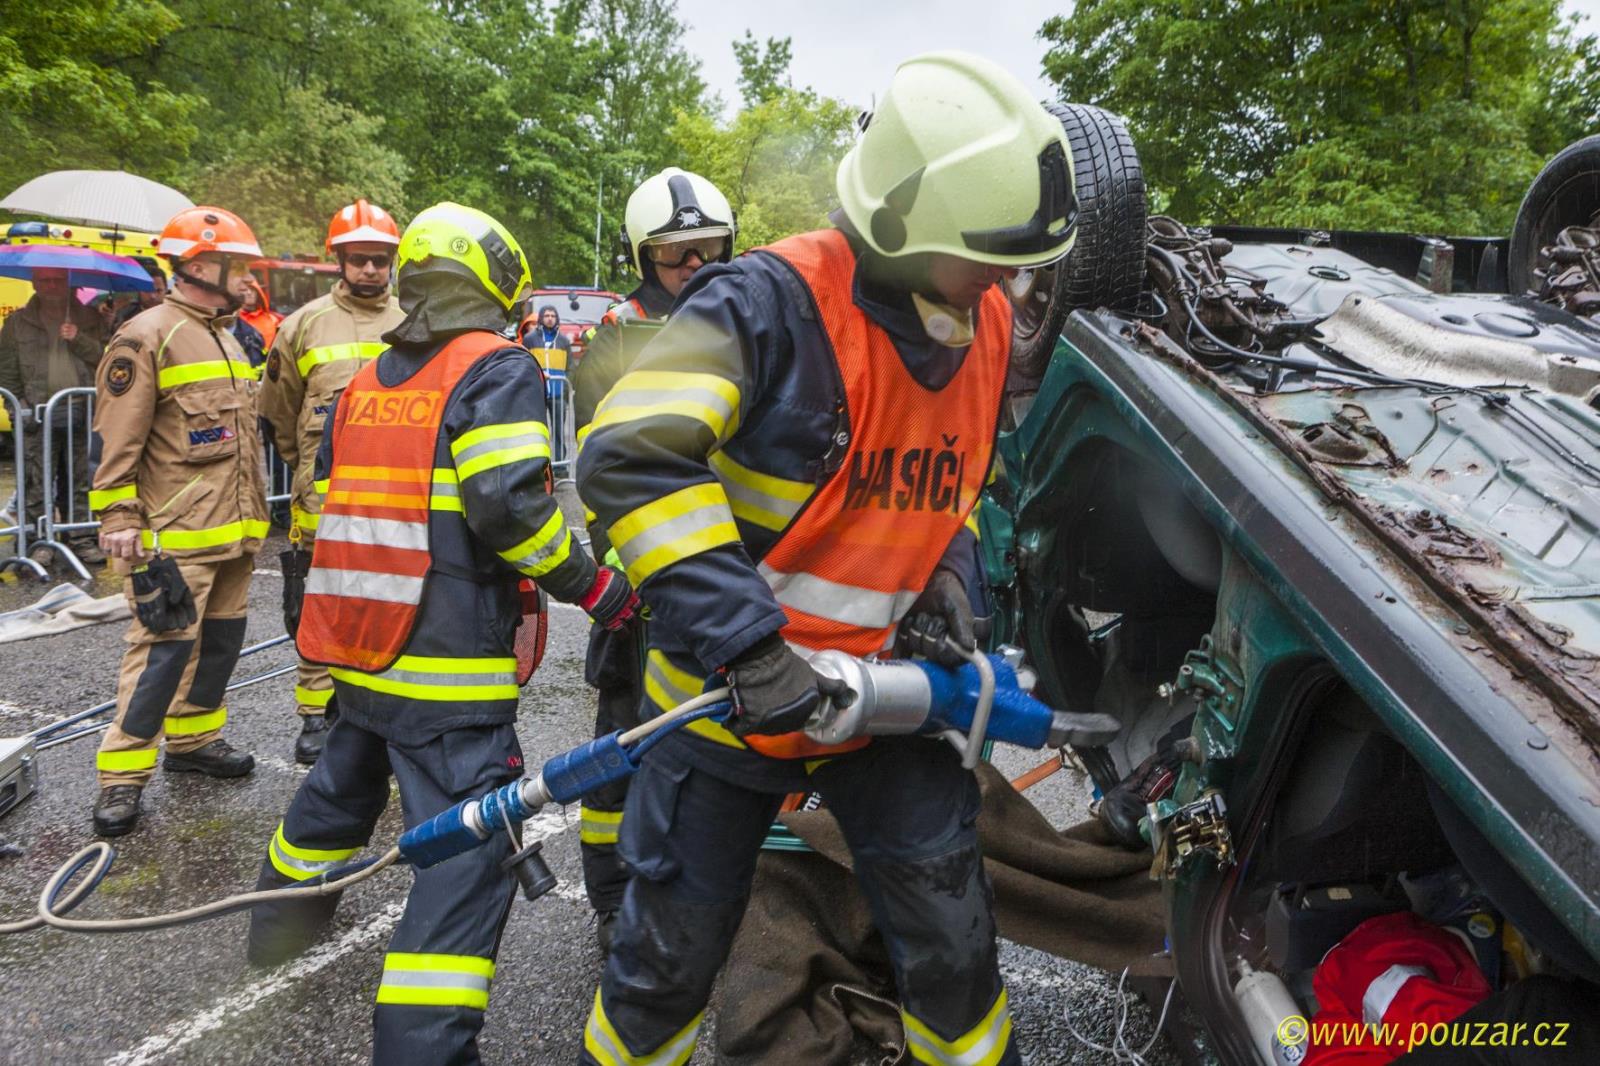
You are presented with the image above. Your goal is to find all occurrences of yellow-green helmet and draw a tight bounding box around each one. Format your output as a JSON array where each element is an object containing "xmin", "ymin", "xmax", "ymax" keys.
[
  {"xmin": 395, "ymin": 202, "xmax": 531, "ymax": 311},
  {"xmin": 837, "ymin": 52, "xmax": 1077, "ymax": 268}
]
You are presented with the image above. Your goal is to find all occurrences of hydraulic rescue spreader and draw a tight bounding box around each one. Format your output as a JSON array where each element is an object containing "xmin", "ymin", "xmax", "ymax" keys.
[{"xmin": 1, "ymin": 644, "xmax": 1119, "ymax": 934}]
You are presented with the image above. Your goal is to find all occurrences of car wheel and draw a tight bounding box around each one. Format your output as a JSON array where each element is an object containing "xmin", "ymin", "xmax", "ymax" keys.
[
  {"xmin": 1008, "ymin": 103, "xmax": 1148, "ymax": 381},
  {"xmin": 1508, "ymin": 134, "xmax": 1600, "ymax": 296}
]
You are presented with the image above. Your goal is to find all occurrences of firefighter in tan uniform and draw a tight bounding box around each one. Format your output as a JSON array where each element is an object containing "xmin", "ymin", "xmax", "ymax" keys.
[
  {"xmin": 87, "ymin": 206, "xmax": 270, "ymax": 837},
  {"xmin": 257, "ymin": 200, "xmax": 403, "ymax": 764}
]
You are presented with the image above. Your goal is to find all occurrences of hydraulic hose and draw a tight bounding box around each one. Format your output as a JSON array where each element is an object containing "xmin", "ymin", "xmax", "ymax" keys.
[{"xmin": 954, "ymin": 641, "xmax": 994, "ymax": 771}]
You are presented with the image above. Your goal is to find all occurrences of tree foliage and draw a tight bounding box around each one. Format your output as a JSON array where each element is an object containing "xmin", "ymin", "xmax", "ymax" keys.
[{"xmin": 1042, "ymin": 0, "xmax": 1600, "ymax": 233}]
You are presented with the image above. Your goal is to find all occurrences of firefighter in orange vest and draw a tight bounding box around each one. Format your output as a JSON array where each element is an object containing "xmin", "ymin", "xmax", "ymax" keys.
[
  {"xmin": 258, "ymin": 199, "xmax": 404, "ymax": 764},
  {"xmin": 88, "ymin": 206, "xmax": 269, "ymax": 837},
  {"xmin": 575, "ymin": 52, "xmax": 1077, "ymax": 1065},
  {"xmin": 569, "ymin": 166, "xmax": 735, "ymax": 951},
  {"xmin": 245, "ymin": 203, "xmax": 638, "ymax": 1065}
]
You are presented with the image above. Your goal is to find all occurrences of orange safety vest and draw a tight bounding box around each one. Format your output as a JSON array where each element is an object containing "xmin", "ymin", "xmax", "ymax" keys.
[
  {"xmin": 297, "ymin": 331, "xmax": 508, "ymax": 672},
  {"xmin": 744, "ymin": 229, "xmax": 1011, "ymax": 758}
]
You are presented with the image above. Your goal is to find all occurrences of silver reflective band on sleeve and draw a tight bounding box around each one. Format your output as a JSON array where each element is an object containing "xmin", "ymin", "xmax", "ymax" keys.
[
  {"xmin": 305, "ymin": 568, "xmax": 427, "ymax": 604},
  {"xmin": 1362, "ymin": 964, "xmax": 1431, "ymax": 1027},
  {"xmin": 615, "ymin": 500, "xmax": 736, "ymax": 575},
  {"xmin": 757, "ymin": 565, "xmax": 922, "ymax": 630},
  {"xmin": 315, "ymin": 514, "xmax": 429, "ymax": 551}
]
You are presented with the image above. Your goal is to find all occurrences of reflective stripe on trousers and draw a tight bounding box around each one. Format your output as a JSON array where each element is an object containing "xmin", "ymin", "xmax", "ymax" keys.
[
  {"xmin": 267, "ymin": 821, "xmax": 359, "ymax": 882},
  {"xmin": 579, "ymin": 805, "xmax": 623, "ymax": 846},
  {"xmin": 375, "ymin": 952, "xmax": 495, "ymax": 1010},
  {"xmin": 584, "ymin": 988, "xmax": 702, "ymax": 1066},
  {"xmin": 903, "ymin": 989, "xmax": 1013, "ymax": 1066}
]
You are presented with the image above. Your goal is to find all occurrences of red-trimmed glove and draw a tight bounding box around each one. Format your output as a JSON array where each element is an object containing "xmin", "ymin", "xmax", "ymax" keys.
[{"xmin": 577, "ymin": 566, "xmax": 640, "ymax": 631}]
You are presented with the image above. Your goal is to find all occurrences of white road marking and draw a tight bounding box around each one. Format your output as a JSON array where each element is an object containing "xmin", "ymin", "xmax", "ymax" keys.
[
  {"xmin": 102, "ymin": 806, "xmax": 580, "ymax": 1066},
  {"xmin": 0, "ymin": 698, "xmax": 58, "ymax": 723},
  {"xmin": 252, "ymin": 569, "xmax": 281, "ymax": 578},
  {"xmin": 253, "ymin": 755, "xmax": 309, "ymax": 776}
]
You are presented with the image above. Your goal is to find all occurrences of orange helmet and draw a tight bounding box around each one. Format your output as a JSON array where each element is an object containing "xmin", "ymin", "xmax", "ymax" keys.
[
  {"xmin": 327, "ymin": 199, "xmax": 401, "ymax": 254},
  {"xmin": 157, "ymin": 206, "xmax": 262, "ymax": 260}
]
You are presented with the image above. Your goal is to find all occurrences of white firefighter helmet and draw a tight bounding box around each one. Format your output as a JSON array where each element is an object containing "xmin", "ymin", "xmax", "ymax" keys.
[
  {"xmin": 836, "ymin": 51, "xmax": 1078, "ymax": 268},
  {"xmin": 620, "ymin": 168, "xmax": 736, "ymax": 277}
]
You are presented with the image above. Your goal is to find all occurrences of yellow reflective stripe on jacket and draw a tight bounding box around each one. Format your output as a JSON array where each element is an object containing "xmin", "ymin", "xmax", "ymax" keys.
[
  {"xmin": 269, "ymin": 822, "xmax": 360, "ymax": 882},
  {"xmin": 964, "ymin": 502, "xmax": 981, "ymax": 539},
  {"xmin": 297, "ymin": 341, "xmax": 387, "ymax": 378},
  {"xmin": 584, "ymin": 987, "xmax": 702, "ymax": 1066},
  {"xmin": 89, "ymin": 484, "xmax": 138, "ymax": 512},
  {"xmin": 157, "ymin": 359, "xmax": 257, "ymax": 389},
  {"xmin": 903, "ymin": 989, "xmax": 1012, "ymax": 1066},
  {"xmin": 376, "ymin": 952, "xmax": 495, "ymax": 1011},
  {"xmin": 609, "ymin": 482, "xmax": 739, "ymax": 586},
  {"xmin": 579, "ymin": 805, "xmax": 623, "ymax": 845},
  {"xmin": 498, "ymin": 508, "xmax": 572, "ymax": 577},
  {"xmin": 430, "ymin": 468, "xmax": 464, "ymax": 512},
  {"xmin": 164, "ymin": 706, "xmax": 226, "ymax": 736},
  {"xmin": 295, "ymin": 685, "xmax": 334, "ymax": 708},
  {"xmin": 330, "ymin": 655, "xmax": 518, "ymax": 702},
  {"xmin": 140, "ymin": 519, "xmax": 270, "ymax": 551},
  {"xmin": 450, "ymin": 420, "xmax": 552, "ymax": 481},
  {"xmin": 590, "ymin": 370, "xmax": 740, "ymax": 441},
  {"xmin": 708, "ymin": 450, "xmax": 812, "ymax": 532},
  {"xmin": 96, "ymin": 748, "xmax": 159, "ymax": 773},
  {"xmin": 645, "ymin": 649, "xmax": 744, "ymax": 750}
]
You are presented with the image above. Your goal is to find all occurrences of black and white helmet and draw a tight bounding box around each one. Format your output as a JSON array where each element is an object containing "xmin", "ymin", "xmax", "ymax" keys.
[{"xmin": 620, "ymin": 167, "xmax": 736, "ymax": 277}]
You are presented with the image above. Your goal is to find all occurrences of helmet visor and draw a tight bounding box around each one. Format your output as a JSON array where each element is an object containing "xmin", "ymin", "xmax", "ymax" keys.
[
  {"xmin": 645, "ymin": 233, "xmax": 730, "ymax": 268},
  {"xmin": 960, "ymin": 140, "xmax": 1078, "ymax": 261}
]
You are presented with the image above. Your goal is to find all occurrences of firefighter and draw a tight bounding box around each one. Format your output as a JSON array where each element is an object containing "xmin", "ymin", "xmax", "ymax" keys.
[
  {"xmin": 87, "ymin": 206, "xmax": 271, "ymax": 837},
  {"xmin": 568, "ymin": 166, "xmax": 734, "ymax": 950},
  {"xmin": 257, "ymin": 199, "xmax": 404, "ymax": 764},
  {"xmin": 246, "ymin": 203, "xmax": 639, "ymax": 1065},
  {"xmin": 575, "ymin": 51, "xmax": 1077, "ymax": 1066}
]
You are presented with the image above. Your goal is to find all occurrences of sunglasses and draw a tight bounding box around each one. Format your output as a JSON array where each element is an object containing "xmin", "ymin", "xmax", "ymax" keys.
[
  {"xmin": 344, "ymin": 252, "xmax": 392, "ymax": 269},
  {"xmin": 645, "ymin": 235, "xmax": 727, "ymax": 268}
]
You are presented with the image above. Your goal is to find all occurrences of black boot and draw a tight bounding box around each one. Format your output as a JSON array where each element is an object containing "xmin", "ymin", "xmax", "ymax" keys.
[
  {"xmin": 164, "ymin": 738, "xmax": 255, "ymax": 778},
  {"xmin": 294, "ymin": 715, "xmax": 329, "ymax": 765},
  {"xmin": 93, "ymin": 785, "xmax": 143, "ymax": 836}
]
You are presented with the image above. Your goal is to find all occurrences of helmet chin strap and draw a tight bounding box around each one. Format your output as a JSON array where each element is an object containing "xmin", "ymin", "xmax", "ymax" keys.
[
  {"xmin": 340, "ymin": 254, "xmax": 391, "ymax": 299},
  {"xmin": 172, "ymin": 264, "xmax": 242, "ymax": 312}
]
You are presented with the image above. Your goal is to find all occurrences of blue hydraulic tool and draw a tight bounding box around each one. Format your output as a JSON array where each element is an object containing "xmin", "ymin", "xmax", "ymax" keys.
[{"xmin": 398, "ymin": 646, "xmax": 1120, "ymax": 880}]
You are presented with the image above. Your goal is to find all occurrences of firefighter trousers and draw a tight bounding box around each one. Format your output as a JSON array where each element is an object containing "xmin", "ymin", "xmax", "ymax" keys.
[
  {"xmin": 247, "ymin": 712, "xmax": 522, "ymax": 1066},
  {"xmin": 96, "ymin": 554, "xmax": 253, "ymax": 786},
  {"xmin": 581, "ymin": 735, "xmax": 1020, "ymax": 1066},
  {"xmin": 579, "ymin": 619, "xmax": 644, "ymax": 913}
]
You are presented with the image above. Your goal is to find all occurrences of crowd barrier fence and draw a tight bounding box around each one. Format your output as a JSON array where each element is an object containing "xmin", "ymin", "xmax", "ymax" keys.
[{"xmin": 1, "ymin": 386, "xmax": 48, "ymax": 579}]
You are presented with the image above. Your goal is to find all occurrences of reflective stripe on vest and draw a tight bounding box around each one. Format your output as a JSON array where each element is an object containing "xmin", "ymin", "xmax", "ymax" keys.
[
  {"xmin": 296, "ymin": 331, "xmax": 509, "ymax": 673},
  {"xmin": 744, "ymin": 229, "xmax": 1010, "ymax": 758}
]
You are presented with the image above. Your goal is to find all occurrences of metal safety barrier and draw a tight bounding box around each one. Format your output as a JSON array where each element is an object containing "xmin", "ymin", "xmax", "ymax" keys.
[
  {"xmin": 264, "ymin": 436, "xmax": 293, "ymax": 507},
  {"xmin": 30, "ymin": 387, "xmax": 98, "ymax": 580},
  {"xmin": 548, "ymin": 376, "xmax": 577, "ymax": 483},
  {"xmin": 1, "ymin": 386, "xmax": 48, "ymax": 579}
]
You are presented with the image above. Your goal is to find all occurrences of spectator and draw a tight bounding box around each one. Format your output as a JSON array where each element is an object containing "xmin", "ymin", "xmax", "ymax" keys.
[
  {"xmin": 113, "ymin": 259, "xmax": 167, "ymax": 331},
  {"xmin": 0, "ymin": 266, "xmax": 106, "ymax": 562},
  {"xmin": 235, "ymin": 275, "xmax": 280, "ymax": 352}
]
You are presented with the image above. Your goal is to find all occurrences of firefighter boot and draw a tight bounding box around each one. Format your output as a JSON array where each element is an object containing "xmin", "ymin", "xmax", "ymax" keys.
[
  {"xmin": 294, "ymin": 715, "xmax": 329, "ymax": 765},
  {"xmin": 93, "ymin": 785, "xmax": 143, "ymax": 837},
  {"xmin": 164, "ymin": 739, "xmax": 255, "ymax": 778}
]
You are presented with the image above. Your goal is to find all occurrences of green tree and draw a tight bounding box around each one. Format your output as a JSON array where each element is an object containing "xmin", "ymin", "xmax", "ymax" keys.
[
  {"xmin": 1041, "ymin": 0, "xmax": 1597, "ymax": 233},
  {"xmin": 0, "ymin": 0, "xmax": 198, "ymax": 196},
  {"xmin": 731, "ymin": 31, "xmax": 793, "ymax": 106}
]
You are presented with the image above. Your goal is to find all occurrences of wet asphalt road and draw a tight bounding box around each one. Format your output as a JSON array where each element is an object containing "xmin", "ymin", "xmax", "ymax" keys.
[{"xmin": 0, "ymin": 530, "xmax": 1187, "ymax": 1065}]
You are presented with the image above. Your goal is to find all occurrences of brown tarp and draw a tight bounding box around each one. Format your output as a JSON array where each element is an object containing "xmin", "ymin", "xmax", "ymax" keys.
[{"xmin": 715, "ymin": 761, "xmax": 1170, "ymax": 1065}]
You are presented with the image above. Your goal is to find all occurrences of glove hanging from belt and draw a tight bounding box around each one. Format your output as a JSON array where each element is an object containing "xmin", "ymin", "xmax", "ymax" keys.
[
  {"xmin": 723, "ymin": 634, "xmax": 852, "ymax": 737},
  {"xmin": 130, "ymin": 555, "xmax": 197, "ymax": 634},
  {"xmin": 280, "ymin": 543, "xmax": 311, "ymax": 643}
]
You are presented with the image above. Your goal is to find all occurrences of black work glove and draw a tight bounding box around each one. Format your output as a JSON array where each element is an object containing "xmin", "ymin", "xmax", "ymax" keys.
[
  {"xmin": 897, "ymin": 567, "xmax": 987, "ymax": 667},
  {"xmin": 130, "ymin": 556, "xmax": 197, "ymax": 634},
  {"xmin": 724, "ymin": 634, "xmax": 852, "ymax": 737},
  {"xmin": 280, "ymin": 545, "xmax": 311, "ymax": 640},
  {"xmin": 576, "ymin": 566, "xmax": 641, "ymax": 631}
]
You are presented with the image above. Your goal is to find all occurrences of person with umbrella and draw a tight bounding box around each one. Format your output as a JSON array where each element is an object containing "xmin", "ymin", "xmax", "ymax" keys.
[
  {"xmin": 0, "ymin": 264, "xmax": 105, "ymax": 563},
  {"xmin": 86, "ymin": 205, "xmax": 270, "ymax": 836}
]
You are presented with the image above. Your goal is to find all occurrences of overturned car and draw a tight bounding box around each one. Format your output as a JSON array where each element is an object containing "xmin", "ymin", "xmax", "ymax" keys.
[{"xmin": 988, "ymin": 111, "xmax": 1600, "ymax": 1062}]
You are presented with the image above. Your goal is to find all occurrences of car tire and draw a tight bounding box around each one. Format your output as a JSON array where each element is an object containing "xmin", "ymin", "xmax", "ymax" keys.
[
  {"xmin": 1008, "ymin": 103, "xmax": 1148, "ymax": 381},
  {"xmin": 1508, "ymin": 134, "xmax": 1600, "ymax": 296}
]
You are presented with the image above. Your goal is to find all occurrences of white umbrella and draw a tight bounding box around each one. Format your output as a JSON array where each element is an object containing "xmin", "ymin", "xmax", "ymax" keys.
[{"xmin": 0, "ymin": 169, "xmax": 194, "ymax": 233}]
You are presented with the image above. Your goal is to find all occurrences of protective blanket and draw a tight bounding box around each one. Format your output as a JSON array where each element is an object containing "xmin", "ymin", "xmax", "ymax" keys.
[
  {"xmin": 715, "ymin": 761, "xmax": 1169, "ymax": 1066},
  {"xmin": 0, "ymin": 583, "xmax": 128, "ymax": 644}
]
